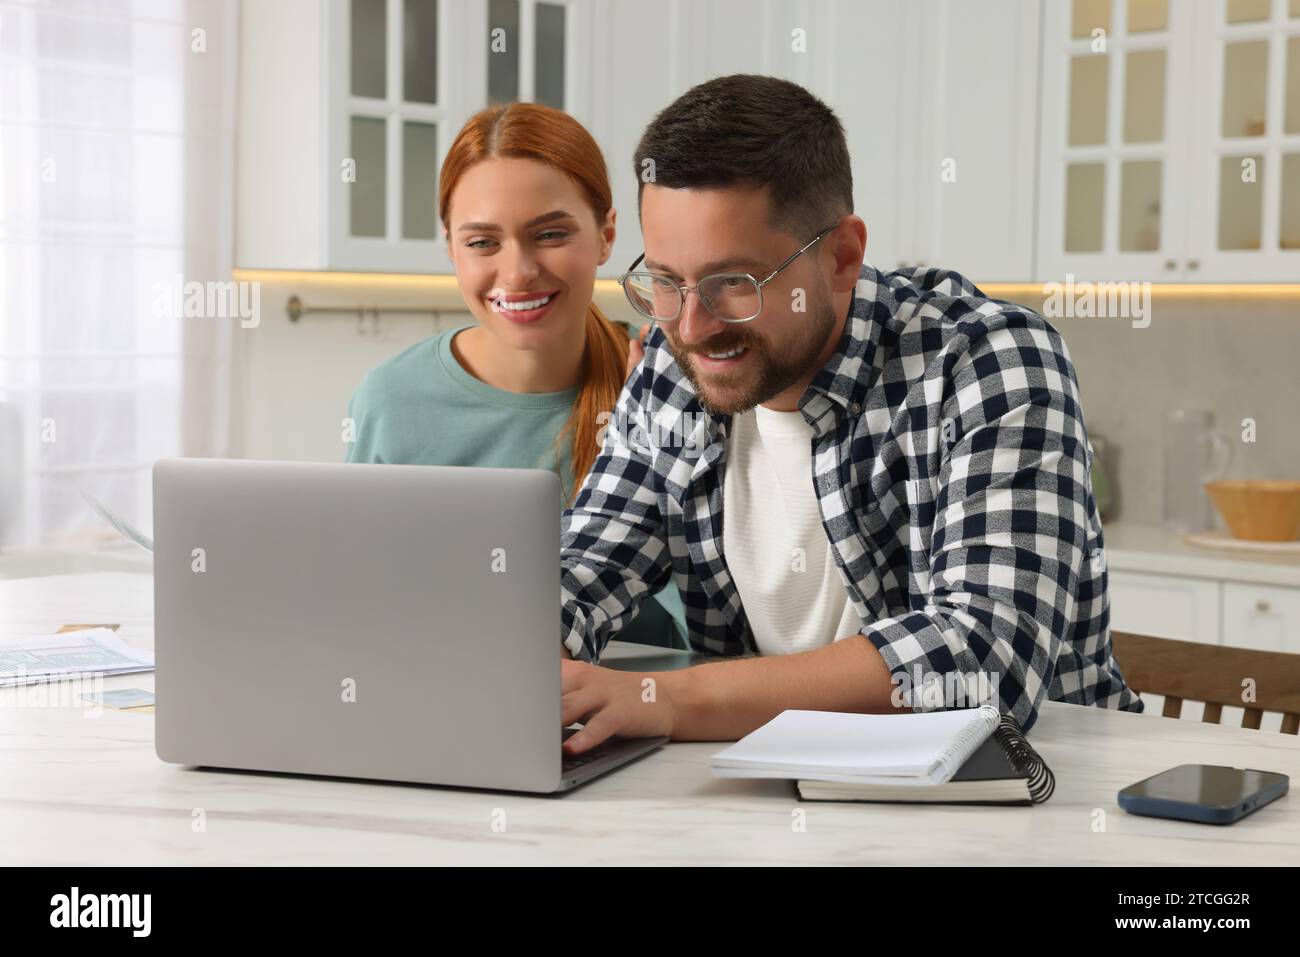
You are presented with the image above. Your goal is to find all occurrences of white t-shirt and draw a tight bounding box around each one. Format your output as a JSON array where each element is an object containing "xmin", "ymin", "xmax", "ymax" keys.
[{"xmin": 722, "ymin": 404, "xmax": 863, "ymax": 656}]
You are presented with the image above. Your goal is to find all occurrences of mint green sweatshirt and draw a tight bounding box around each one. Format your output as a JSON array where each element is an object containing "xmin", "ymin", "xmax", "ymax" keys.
[{"xmin": 345, "ymin": 323, "xmax": 687, "ymax": 649}]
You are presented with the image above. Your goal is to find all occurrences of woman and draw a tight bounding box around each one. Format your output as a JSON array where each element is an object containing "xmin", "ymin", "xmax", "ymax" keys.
[{"xmin": 346, "ymin": 102, "xmax": 684, "ymax": 649}]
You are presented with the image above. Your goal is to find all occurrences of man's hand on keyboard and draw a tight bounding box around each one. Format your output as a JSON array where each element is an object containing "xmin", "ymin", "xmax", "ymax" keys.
[{"xmin": 561, "ymin": 658, "xmax": 678, "ymax": 755}]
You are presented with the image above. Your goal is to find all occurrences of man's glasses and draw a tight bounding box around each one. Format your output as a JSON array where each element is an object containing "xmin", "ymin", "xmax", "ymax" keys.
[{"xmin": 617, "ymin": 222, "xmax": 839, "ymax": 324}]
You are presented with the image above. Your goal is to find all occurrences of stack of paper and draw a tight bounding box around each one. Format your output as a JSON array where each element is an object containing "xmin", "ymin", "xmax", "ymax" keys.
[
  {"xmin": 0, "ymin": 627, "xmax": 154, "ymax": 687},
  {"xmin": 710, "ymin": 705, "xmax": 1002, "ymax": 786}
]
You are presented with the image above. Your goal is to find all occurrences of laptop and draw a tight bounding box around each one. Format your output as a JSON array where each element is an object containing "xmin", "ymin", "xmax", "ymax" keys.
[{"xmin": 153, "ymin": 457, "xmax": 667, "ymax": 793}]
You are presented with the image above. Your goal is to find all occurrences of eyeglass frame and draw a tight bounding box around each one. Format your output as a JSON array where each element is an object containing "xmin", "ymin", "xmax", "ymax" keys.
[{"xmin": 616, "ymin": 221, "xmax": 840, "ymax": 324}]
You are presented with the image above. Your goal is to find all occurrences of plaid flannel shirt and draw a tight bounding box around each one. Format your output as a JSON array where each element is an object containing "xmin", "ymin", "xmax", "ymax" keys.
[{"xmin": 560, "ymin": 263, "xmax": 1144, "ymax": 732}]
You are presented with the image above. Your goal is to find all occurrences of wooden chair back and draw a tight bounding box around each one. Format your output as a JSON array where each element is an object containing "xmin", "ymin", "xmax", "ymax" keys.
[{"xmin": 1111, "ymin": 631, "xmax": 1300, "ymax": 734}]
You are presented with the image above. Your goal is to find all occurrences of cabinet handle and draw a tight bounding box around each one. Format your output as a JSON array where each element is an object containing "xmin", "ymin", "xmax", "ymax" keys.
[
  {"xmin": 1186, "ymin": 259, "xmax": 1200, "ymax": 270},
  {"xmin": 1255, "ymin": 599, "xmax": 1271, "ymax": 614},
  {"xmin": 1164, "ymin": 259, "xmax": 1177, "ymax": 270}
]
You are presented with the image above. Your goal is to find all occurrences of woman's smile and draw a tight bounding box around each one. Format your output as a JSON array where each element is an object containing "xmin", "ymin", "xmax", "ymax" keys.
[{"xmin": 487, "ymin": 289, "xmax": 562, "ymax": 324}]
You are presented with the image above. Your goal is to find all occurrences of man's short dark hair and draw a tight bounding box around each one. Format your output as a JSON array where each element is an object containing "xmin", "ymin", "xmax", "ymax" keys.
[{"xmin": 633, "ymin": 74, "xmax": 853, "ymax": 239}]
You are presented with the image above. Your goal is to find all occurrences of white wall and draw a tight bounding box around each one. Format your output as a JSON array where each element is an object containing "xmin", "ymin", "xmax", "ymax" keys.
[
  {"xmin": 232, "ymin": 274, "xmax": 1300, "ymax": 529},
  {"xmin": 230, "ymin": 274, "xmax": 643, "ymax": 463}
]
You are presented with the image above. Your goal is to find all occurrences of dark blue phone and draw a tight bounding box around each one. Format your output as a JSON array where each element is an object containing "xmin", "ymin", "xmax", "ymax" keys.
[{"xmin": 1118, "ymin": 764, "xmax": 1289, "ymax": 825}]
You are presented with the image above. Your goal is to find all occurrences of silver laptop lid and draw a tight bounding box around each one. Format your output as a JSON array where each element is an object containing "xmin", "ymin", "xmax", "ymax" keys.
[{"xmin": 154, "ymin": 458, "xmax": 563, "ymax": 792}]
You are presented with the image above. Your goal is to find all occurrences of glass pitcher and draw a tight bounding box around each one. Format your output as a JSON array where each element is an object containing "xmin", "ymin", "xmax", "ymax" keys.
[{"xmin": 1162, "ymin": 408, "xmax": 1233, "ymax": 534}]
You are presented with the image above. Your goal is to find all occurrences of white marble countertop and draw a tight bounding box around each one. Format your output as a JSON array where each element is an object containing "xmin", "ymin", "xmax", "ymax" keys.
[
  {"xmin": 1103, "ymin": 523, "xmax": 1300, "ymax": 588},
  {"xmin": 2, "ymin": 569, "xmax": 1298, "ymax": 865}
]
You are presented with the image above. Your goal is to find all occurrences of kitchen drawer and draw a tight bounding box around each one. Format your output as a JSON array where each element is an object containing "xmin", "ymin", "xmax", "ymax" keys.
[
  {"xmin": 1108, "ymin": 571, "xmax": 1220, "ymax": 645},
  {"xmin": 1222, "ymin": 583, "xmax": 1300, "ymax": 653}
]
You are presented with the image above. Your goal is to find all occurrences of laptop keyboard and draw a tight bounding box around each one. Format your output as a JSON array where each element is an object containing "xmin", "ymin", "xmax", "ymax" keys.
[{"xmin": 561, "ymin": 727, "xmax": 619, "ymax": 773}]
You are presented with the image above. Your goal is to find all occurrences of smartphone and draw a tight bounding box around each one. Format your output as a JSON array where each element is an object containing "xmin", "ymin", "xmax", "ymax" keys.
[{"xmin": 1118, "ymin": 764, "xmax": 1289, "ymax": 825}]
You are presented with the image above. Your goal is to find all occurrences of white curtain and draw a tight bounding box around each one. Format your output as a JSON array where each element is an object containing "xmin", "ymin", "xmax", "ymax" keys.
[{"xmin": 0, "ymin": 0, "xmax": 238, "ymax": 550}]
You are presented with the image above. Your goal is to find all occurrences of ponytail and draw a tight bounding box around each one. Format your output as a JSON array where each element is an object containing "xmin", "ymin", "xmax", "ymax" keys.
[{"xmin": 558, "ymin": 304, "xmax": 631, "ymax": 505}]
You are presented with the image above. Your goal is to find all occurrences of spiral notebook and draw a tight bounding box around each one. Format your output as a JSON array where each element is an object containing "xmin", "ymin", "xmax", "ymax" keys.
[
  {"xmin": 711, "ymin": 705, "xmax": 1054, "ymax": 805},
  {"xmin": 799, "ymin": 712, "xmax": 1055, "ymax": 805}
]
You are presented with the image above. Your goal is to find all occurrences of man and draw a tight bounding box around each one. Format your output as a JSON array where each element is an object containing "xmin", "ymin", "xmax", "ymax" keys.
[{"xmin": 560, "ymin": 74, "xmax": 1142, "ymax": 755}]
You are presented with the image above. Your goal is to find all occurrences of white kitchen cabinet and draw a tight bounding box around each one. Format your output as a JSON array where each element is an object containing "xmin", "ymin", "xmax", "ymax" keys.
[
  {"xmin": 1108, "ymin": 569, "xmax": 1222, "ymax": 644},
  {"xmin": 587, "ymin": 0, "xmax": 1039, "ymax": 281},
  {"xmin": 1038, "ymin": 0, "xmax": 1300, "ymax": 282},
  {"xmin": 586, "ymin": 0, "xmax": 913, "ymax": 278},
  {"xmin": 1222, "ymin": 581, "xmax": 1300, "ymax": 651},
  {"xmin": 1110, "ymin": 567, "xmax": 1300, "ymax": 653},
  {"xmin": 1187, "ymin": 0, "xmax": 1300, "ymax": 279},
  {"xmin": 237, "ymin": 0, "xmax": 590, "ymax": 274},
  {"xmin": 816, "ymin": 0, "xmax": 910, "ymax": 275},
  {"xmin": 240, "ymin": 0, "xmax": 1042, "ymax": 280},
  {"xmin": 585, "ymin": 0, "xmax": 723, "ymax": 279},
  {"xmin": 1038, "ymin": 0, "xmax": 1196, "ymax": 281},
  {"xmin": 906, "ymin": 0, "xmax": 1041, "ymax": 281},
  {"xmin": 236, "ymin": 0, "xmax": 327, "ymax": 272},
  {"xmin": 321, "ymin": 0, "xmax": 478, "ymax": 272}
]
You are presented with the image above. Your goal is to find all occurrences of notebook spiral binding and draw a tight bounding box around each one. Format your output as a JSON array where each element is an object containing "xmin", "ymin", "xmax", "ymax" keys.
[{"xmin": 993, "ymin": 714, "xmax": 1055, "ymax": 804}]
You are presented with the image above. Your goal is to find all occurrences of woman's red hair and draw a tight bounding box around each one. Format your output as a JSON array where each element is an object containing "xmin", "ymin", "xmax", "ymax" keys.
[{"xmin": 439, "ymin": 103, "xmax": 630, "ymax": 504}]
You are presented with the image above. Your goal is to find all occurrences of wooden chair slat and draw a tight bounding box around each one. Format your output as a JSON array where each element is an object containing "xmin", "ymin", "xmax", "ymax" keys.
[{"xmin": 1112, "ymin": 631, "xmax": 1300, "ymax": 735}]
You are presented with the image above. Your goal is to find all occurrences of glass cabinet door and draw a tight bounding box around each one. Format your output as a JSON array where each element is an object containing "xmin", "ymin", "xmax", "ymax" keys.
[
  {"xmin": 348, "ymin": 0, "xmax": 389, "ymax": 239},
  {"xmin": 330, "ymin": 0, "xmax": 449, "ymax": 271},
  {"xmin": 487, "ymin": 0, "xmax": 568, "ymax": 109},
  {"xmin": 326, "ymin": 0, "xmax": 584, "ymax": 272},
  {"xmin": 1190, "ymin": 0, "xmax": 1300, "ymax": 278},
  {"xmin": 1039, "ymin": 0, "xmax": 1194, "ymax": 280}
]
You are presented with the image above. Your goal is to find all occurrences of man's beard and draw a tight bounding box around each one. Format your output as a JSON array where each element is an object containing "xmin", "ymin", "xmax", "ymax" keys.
[{"xmin": 665, "ymin": 285, "xmax": 838, "ymax": 416}]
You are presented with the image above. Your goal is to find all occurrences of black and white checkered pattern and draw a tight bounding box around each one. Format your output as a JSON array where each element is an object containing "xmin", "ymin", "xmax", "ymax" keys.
[{"xmin": 561, "ymin": 264, "xmax": 1143, "ymax": 732}]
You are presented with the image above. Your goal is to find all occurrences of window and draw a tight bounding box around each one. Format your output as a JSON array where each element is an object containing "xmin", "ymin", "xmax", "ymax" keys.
[{"xmin": 0, "ymin": 0, "xmax": 238, "ymax": 549}]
